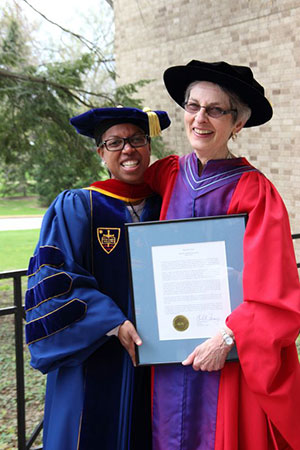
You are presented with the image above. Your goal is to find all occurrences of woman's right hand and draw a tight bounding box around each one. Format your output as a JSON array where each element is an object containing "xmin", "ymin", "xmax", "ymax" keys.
[
  {"xmin": 182, "ymin": 330, "xmax": 233, "ymax": 371},
  {"xmin": 118, "ymin": 320, "xmax": 142, "ymax": 366}
]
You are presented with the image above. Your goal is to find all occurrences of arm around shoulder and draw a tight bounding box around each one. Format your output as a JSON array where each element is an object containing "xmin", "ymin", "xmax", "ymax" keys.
[{"xmin": 144, "ymin": 155, "xmax": 179, "ymax": 195}]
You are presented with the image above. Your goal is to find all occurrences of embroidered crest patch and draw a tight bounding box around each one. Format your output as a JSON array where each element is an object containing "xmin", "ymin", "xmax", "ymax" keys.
[{"xmin": 97, "ymin": 228, "xmax": 121, "ymax": 254}]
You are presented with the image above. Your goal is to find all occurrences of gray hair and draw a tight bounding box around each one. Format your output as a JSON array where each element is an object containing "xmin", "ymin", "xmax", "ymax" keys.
[{"xmin": 184, "ymin": 81, "xmax": 251, "ymax": 125}]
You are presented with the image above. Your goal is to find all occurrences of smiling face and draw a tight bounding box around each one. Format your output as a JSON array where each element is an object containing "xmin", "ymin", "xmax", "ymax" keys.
[
  {"xmin": 97, "ymin": 123, "xmax": 151, "ymax": 184},
  {"xmin": 184, "ymin": 81, "xmax": 245, "ymax": 164}
]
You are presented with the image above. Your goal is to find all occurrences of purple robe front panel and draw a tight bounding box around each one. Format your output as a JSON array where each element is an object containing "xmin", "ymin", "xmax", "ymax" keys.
[{"xmin": 153, "ymin": 153, "xmax": 257, "ymax": 450}]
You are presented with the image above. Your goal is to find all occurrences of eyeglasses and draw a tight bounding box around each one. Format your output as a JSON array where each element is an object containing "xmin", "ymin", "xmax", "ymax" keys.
[
  {"xmin": 183, "ymin": 102, "xmax": 237, "ymax": 118},
  {"xmin": 99, "ymin": 134, "xmax": 150, "ymax": 152}
]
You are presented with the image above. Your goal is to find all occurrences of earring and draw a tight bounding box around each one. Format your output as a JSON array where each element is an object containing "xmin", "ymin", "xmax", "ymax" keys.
[{"xmin": 231, "ymin": 132, "xmax": 237, "ymax": 141}]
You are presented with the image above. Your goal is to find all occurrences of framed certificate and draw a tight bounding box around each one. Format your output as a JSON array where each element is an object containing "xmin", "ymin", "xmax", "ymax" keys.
[{"xmin": 125, "ymin": 214, "xmax": 247, "ymax": 365}]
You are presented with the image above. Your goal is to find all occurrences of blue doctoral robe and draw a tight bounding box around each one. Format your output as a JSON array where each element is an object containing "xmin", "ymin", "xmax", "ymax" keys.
[{"xmin": 25, "ymin": 187, "xmax": 161, "ymax": 450}]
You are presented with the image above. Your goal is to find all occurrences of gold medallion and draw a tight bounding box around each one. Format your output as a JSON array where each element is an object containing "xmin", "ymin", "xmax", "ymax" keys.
[{"xmin": 173, "ymin": 315, "xmax": 189, "ymax": 332}]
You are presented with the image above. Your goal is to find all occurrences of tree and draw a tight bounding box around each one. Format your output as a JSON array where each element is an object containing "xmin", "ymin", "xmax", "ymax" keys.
[
  {"xmin": 0, "ymin": 1, "xmax": 168, "ymax": 205},
  {"xmin": 0, "ymin": 15, "xmax": 100, "ymax": 204}
]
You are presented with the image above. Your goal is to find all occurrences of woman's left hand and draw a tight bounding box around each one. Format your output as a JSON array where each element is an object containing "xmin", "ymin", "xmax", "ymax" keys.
[{"xmin": 182, "ymin": 331, "xmax": 233, "ymax": 371}]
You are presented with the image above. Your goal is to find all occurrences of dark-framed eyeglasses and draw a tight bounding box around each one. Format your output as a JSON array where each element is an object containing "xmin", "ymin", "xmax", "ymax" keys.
[
  {"xmin": 99, "ymin": 134, "xmax": 150, "ymax": 152},
  {"xmin": 183, "ymin": 102, "xmax": 237, "ymax": 119}
]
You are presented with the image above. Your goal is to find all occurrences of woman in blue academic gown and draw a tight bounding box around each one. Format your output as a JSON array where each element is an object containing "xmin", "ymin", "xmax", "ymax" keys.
[{"xmin": 25, "ymin": 106, "xmax": 170, "ymax": 450}]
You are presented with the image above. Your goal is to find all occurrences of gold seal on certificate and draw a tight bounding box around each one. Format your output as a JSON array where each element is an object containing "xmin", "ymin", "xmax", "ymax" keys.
[{"xmin": 173, "ymin": 315, "xmax": 189, "ymax": 332}]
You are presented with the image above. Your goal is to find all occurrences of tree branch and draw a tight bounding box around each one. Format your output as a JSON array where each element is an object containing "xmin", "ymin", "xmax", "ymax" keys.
[
  {"xmin": 21, "ymin": 0, "xmax": 114, "ymax": 74},
  {"xmin": 104, "ymin": 0, "xmax": 114, "ymax": 7},
  {"xmin": 0, "ymin": 68, "xmax": 116, "ymax": 107}
]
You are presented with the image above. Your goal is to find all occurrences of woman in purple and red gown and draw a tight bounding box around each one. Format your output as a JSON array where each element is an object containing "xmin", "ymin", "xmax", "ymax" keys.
[{"xmin": 145, "ymin": 60, "xmax": 300, "ymax": 450}]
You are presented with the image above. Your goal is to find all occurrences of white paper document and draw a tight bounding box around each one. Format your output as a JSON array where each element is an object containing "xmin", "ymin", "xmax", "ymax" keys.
[{"xmin": 151, "ymin": 241, "xmax": 231, "ymax": 340}]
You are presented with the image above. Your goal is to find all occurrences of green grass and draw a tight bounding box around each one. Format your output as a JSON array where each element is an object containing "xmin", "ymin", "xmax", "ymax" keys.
[
  {"xmin": 0, "ymin": 196, "xmax": 43, "ymax": 271},
  {"xmin": 0, "ymin": 197, "xmax": 46, "ymax": 216},
  {"xmin": 0, "ymin": 229, "xmax": 39, "ymax": 271}
]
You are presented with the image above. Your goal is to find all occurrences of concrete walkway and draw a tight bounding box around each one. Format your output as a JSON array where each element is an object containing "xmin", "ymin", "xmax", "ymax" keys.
[{"xmin": 0, "ymin": 216, "xmax": 43, "ymax": 231}]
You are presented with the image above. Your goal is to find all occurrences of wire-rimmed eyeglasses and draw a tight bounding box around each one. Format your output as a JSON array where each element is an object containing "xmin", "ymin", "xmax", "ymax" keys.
[
  {"xmin": 99, "ymin": 134, "xmax": 150, "ymax": 152},
  {"xmin": 183, "ymin": 102, "xmax": 237, "ymax": 119}
]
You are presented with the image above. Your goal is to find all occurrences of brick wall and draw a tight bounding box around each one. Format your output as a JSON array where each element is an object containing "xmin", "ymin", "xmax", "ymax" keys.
[{"xmin": 114, "ymin": 0, "xmax": 300, "ymax": 252}]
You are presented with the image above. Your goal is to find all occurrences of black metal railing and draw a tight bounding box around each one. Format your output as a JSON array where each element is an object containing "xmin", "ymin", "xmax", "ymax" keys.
[
  {"xmin": 0, "ymin": 269, "xmax": 43, "ymax": 450},
  {"xmin": 1, "ymin": 234, "xmax": 300, "ymax": 449},
  {"xmin": 292, "ymin": 233, "xmax": 300, "ymax": 268}
]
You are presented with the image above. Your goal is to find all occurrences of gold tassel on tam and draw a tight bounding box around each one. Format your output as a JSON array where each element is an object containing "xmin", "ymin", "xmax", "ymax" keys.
[{"xmin": 143, "ymin": 107, "xmax": 162, "ymax": 137}]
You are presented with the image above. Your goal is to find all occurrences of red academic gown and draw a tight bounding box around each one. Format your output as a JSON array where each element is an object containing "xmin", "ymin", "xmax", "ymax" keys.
[{"xmin": 145, "ymin": 154, "xmax": 300, "ymax": 450}]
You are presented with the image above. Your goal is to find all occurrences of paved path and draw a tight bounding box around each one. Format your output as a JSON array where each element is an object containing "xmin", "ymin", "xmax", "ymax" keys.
[{"xmin": 0, "ymin": 217, "xmax": 43, "ymax": 231}]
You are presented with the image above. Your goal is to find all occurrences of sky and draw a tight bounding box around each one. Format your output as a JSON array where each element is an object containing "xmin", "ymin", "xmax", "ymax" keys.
[{"xmin": 15, "ymin": 0, "xmax": 113, "ymax": 51}]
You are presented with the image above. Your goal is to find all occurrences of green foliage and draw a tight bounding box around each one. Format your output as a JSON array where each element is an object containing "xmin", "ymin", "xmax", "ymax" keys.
[
  {"xmin": 150, "ymin": 135, "xmax": 172, "ymax": 159},
  {"xmin": 113, "ymin": 80, "xmax": 153, "ymax": 108},
  {"xmin": 0, "ymin": 18, "xmax": 27, "ymax": 68},
  {"xmin": 0, "ymin": 13, "xmax": 106, "ymax": 204},
  {"xmin": 46, "ymin": 53, "xmax": 94, "ymax": 87},
  {"xmin": 0, "ymin": 7, "xmax": 169, "ymax": 206}
]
